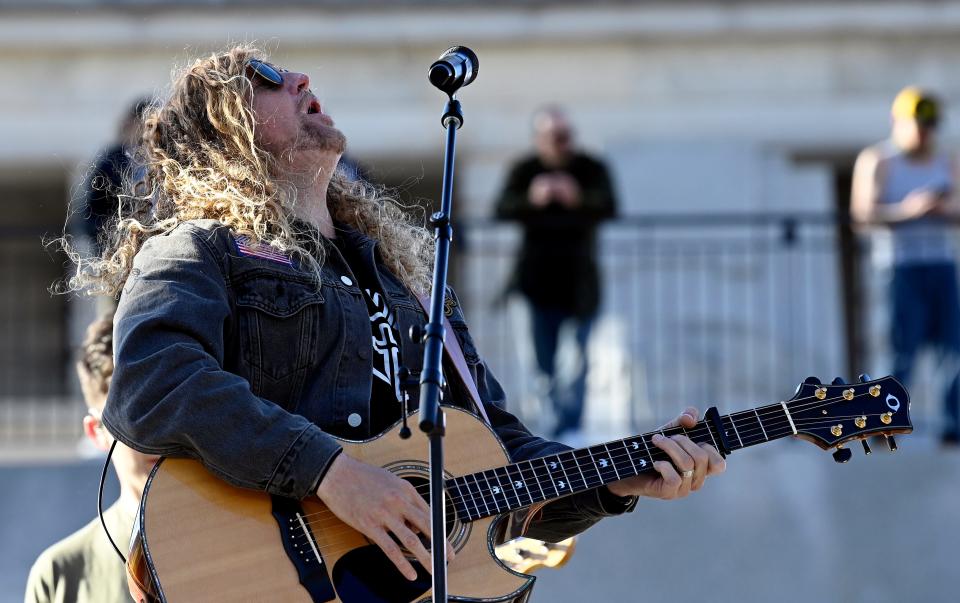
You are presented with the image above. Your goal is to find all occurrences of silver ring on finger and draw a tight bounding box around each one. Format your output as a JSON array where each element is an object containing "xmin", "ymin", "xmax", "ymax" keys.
[{"xmin": 681, "ymin": 469, "xmax": 694, "ymax": 479}]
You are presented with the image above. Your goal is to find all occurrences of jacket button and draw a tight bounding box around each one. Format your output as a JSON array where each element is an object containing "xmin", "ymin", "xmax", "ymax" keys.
[
  {"xmin": 340, "ymin": 275, "xmax": 353, "ymax": 286},
  {"xmin": 347, "ymin": 413, "xmax": 362, "ymax": 427}
]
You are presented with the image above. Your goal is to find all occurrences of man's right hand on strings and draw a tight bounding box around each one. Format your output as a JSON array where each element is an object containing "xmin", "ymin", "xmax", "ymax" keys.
[{"xmin": 315, "ymin": 453, "xmax": 456, "ymax": 581}]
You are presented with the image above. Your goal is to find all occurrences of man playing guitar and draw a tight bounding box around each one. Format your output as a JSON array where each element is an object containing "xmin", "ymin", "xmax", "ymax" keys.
[{"xmin": 63, "ymin": 46, "xmax": 726, "ymax": 595}]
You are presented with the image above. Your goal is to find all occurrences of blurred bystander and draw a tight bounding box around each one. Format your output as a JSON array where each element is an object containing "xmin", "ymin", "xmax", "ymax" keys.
[
  {"xmin": 24, "ymin": 312, "xmax": 158, "ymax": 603},
  {"xmin": 495, "ymin": 106, "xmax": 617, "ymax": 440},
  {"xmin": 851, "ymin": 87, "xmax": 960, "ymax": 447}
]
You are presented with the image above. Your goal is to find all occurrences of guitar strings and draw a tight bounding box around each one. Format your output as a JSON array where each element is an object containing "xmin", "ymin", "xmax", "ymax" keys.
[
  {"xmin": 276, "ymin": 388, "xmax": 904, "ymax": 561},
  {"xmin": 287, "ymin": 388, "xmax": 891, "ymax": 525},
  {"xmin": 284, "ymin": 415, "xmax": 875, "ymax": 559},
  {"xmin": 285, "ymin": 389, "xmax": 895, "ymax": 528},
  {"xmin": 284, "ymin": 400, "xmax": 892, "ymax": 534},
  {"xmin": 284, "ymin": 406, "xmax": 895, "ymax": 557}
]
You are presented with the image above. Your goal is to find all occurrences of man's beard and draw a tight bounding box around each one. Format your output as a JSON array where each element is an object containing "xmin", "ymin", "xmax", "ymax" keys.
[{"xmin": 300, "ymin": 118, "xmax": 347, "ymax": 155}]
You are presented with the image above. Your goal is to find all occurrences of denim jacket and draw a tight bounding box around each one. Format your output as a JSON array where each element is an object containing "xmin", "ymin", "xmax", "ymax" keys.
[{"xmin": 102, "ymin": 219, "xmax": 635, "ymax": 542}]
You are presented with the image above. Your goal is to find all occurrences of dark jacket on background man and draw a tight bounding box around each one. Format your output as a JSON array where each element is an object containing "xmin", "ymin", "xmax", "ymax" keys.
[
  {"xmin": 77, "ymin": 145, "xmax": 134, "ymax": 252},
  {"xmin": 102, "ymin": 220, "xmax": 635, "ymax": 543},
  {"xmin": 495, "ymin": 153, "xmax": 617, "ymax": 317}
]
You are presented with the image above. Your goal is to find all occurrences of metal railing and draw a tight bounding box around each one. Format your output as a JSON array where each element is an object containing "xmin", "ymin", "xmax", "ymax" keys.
[
  {"xmin": 0, "ymin": 214, "xmax": 949, "ymax": 457},
  {"xmin": 0, "ymin": 227, "xmax": 83, "ymax": 457},
  {"xmin": 453, "ymin": 215, "xmax": 847, "ymax": 434},
  {"xmin": 454, "ymin": 214, "xmax": 944, "ymax": 437}
]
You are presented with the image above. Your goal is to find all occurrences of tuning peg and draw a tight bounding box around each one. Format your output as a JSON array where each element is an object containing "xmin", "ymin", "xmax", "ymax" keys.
[
  {"xmin": 832, "ymin": 377, "xmax": 846, "ymax": 385},
  {"xmin": 804, "ymin": 376, "xmax": 822, "ymax": 385},
  {"xmin": 885, "ymin": 435, "xmax": 898, "ymax": 452},
  {"xmin": 858, "ymin": 374, "xmax": 872, "ymax": 383},
  {"xmin": 832, "ymin": 445, "xmax": 853, "ymax": 464},
  {"xmin": 861, "ymin": 439, "xmax": 872, "ymax": 455}
]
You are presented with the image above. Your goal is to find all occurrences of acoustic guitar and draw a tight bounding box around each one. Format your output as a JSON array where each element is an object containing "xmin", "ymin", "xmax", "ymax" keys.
[{"xmin": 126, "ymin": 375, "xmax": 910, "ymax": 602}]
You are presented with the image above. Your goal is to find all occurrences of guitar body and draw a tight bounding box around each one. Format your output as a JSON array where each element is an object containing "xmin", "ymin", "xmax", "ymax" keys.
[{"xmin": 128, "ymin": 407, "xmax": 534, "ymax": 603}]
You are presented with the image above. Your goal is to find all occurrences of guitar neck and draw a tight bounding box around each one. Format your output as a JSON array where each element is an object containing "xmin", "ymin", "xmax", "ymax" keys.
[{"xmin": 447, "ymin": 402, "xmax": 797, "ymax": 522}]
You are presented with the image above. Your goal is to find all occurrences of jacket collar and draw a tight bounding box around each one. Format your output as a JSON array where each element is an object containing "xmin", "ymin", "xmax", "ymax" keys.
[{"xmin": 333, "ymin": 222, "xmax": 378, "ymax": 254}]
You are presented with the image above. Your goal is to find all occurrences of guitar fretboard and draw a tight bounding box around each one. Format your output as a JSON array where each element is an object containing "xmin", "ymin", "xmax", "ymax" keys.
[{"xmin": 446, "ymin": 402, "xmax": 798, "ymax": 522}]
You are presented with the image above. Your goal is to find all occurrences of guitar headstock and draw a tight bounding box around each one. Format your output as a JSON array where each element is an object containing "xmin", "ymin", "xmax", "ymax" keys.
[{"xmin": 787, "ymin": 375, "xmax": 911, "ymax": 460}]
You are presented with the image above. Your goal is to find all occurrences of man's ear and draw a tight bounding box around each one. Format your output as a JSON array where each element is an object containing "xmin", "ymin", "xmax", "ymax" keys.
[{"xmin": 83, "ymin": 414, "xmax": 112, "ymax": 452}]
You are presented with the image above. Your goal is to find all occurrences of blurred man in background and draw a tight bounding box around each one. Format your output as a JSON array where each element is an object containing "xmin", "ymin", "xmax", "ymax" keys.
[
  {"xmin": 495, "ymin": 106, "xmax": 617, "ymax": 440},
  {"xmin": 851, "ymin": 86, "xmax": 960, "ymax": 447},
  {"xmin": 75, "ymin": 98, "xmax": 149, "ymax": 256},
  {"xmin": 24, "ymin": 312, "xmax": 158, "ymax": 603}
]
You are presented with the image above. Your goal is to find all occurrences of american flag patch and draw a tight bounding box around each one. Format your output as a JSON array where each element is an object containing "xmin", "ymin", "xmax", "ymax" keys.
[{"xmin": 234, "ymin": 235, "xmax": 294, "ymax": 267}]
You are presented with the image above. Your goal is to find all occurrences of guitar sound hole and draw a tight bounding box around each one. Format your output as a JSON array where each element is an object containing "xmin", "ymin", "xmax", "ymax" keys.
[
  {"xmin": 403, "ymin": 475, "xmax": 458, "ymax": 542},
  {"xmin": 332, "ymin": 544, "xmax": 431, "ymax": 603},
  {"xmin": 328, "ymin": 475, "xmax": 463, "ymax": 602}
]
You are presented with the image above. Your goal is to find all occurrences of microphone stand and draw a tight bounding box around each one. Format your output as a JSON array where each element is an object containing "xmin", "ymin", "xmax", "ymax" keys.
[{"xmin": 417, "ymin": 95, "xmax": 464, "ymax": 603}]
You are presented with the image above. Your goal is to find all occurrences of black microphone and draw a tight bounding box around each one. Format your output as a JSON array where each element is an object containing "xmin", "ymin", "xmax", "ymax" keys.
[{"xmin": 428, "ymin": 46, "xmax": 479, "ymax": 95}]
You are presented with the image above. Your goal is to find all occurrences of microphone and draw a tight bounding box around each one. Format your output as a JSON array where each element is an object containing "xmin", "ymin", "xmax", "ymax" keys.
[{"xmin": 428, "ymin": 46, "xmax": 479, "ymax": 95}]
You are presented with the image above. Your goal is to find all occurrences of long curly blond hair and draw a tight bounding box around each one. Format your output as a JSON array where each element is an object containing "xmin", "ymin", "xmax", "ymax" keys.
[{"xmin": 60, "ymin": 45, "xmax": 434, "ymax": 297}]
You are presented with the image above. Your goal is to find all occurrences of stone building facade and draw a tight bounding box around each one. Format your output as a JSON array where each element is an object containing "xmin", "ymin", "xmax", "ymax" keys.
[{"xmin": 2, "ymin": 0, "xmax": 959, "ymax": 446}]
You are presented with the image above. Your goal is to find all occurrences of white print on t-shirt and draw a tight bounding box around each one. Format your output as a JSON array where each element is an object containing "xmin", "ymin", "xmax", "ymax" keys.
[{"xmin": 366, "ymin": 290, "xmax": 402, "ymax": 403}]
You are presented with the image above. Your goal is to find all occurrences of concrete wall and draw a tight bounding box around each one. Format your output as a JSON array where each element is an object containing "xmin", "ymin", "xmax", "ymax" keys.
[
  {"xmin": 3, "ymin": 2, "xmax": 960, "ymax": 193},
  {"xmin": 2, "ymin": 1, "xmax": 959, "ymax": 431}
]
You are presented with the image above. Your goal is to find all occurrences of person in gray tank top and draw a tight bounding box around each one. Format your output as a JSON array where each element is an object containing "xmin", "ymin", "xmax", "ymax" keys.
[{"xmin": 852, "ymin": 87, "xmax": 960, "ymax": 447}]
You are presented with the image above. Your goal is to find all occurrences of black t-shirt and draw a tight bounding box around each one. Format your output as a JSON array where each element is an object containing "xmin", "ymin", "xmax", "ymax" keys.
[{"xmin": 332, "ymin": 238, "xmax": 404, "ymax": 435}]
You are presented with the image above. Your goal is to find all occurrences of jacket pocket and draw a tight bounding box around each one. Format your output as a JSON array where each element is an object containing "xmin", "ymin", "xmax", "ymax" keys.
[{"xmin": 234, "ymin": 272, "xmax": 325, "ymax": 382}]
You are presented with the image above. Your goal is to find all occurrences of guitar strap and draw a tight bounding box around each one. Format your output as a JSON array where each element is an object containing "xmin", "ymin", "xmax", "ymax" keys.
[
  {"xmin": 414, "ymin": 293, "xmax": 492, "ymax": 426},
  {"xmin": 415, "ymin": 293, "xmax": 548, "ymax": 541}
]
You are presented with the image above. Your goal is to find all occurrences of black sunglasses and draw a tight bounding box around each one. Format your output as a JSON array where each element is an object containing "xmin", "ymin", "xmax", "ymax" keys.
[{"xmin": 246, "ymin": 59, "xmax": 284, "ymax": 87}]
